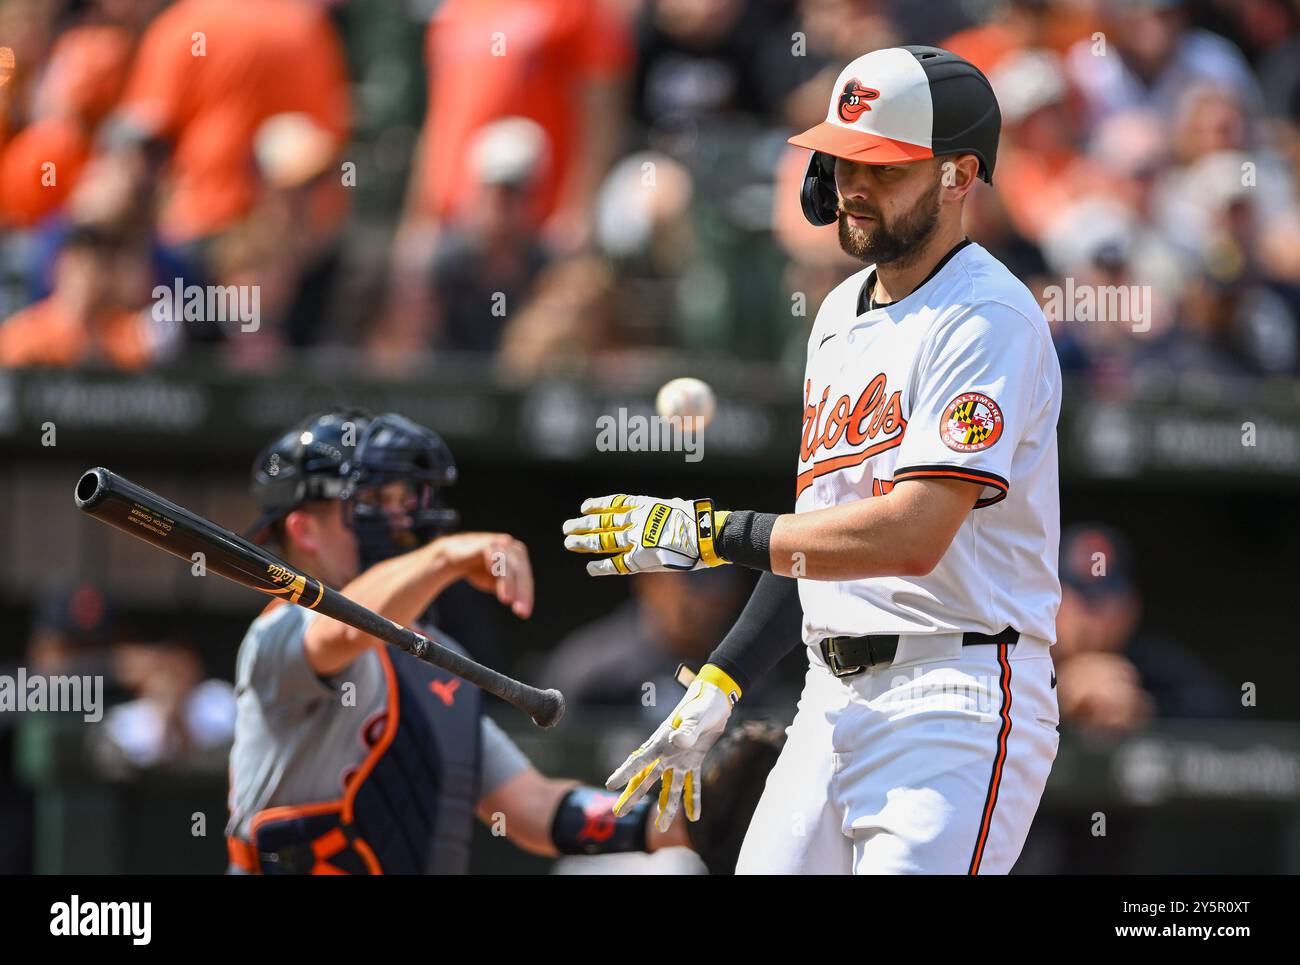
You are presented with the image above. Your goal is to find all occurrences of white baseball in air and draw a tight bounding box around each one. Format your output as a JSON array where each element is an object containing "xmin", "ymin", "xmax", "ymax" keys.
[{"xmin": 656, "ymin": 377, "xmax": 716, "ymax": 430}]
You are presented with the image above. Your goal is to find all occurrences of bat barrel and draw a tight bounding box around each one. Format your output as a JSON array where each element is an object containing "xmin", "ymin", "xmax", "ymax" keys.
[
  {"xmin": 531, "ymin": 689, "xmax": 566, "ymax": 729},
  {"xmin": 74, "ymin": 467, "xmax": 111, "ymax": 510}
]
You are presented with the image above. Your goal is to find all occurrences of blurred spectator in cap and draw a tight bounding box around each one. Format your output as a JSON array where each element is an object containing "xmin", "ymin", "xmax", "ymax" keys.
[
  {"xmin": 592, "ymin": 150, "xmax": 700, "ymax": 349},
  {"xmin": 1055, "ymin": 524, "xmax": 1239, "ymax": 732},
  {"xmin": 1086, "ymin": 109, "xmax": 1170, "ymax": 224},
  {"xmin": 208, "ymin": 111, "xmax": 350, "ymax": 365},
  {"xmin": 0, "ymin": 578, "xmax": 123, "ymax": 875},
  {"xmin": 1064, "ymin": 0, "xmax": 1262, "ymax": 129},
  {"xmin": 1038, "ymin": 196, "xmax": 1180, "ymax": 389},
  {"xmin": 0, "ymin": 222, "xmax": 166, "ymax": 368},
  {"xmin": 370, "ymin": 117, "xmax": 553, "ymax": 365},
  {"xmin": 394, "ymin": 0, "xmax": 631, "ymax": 274},
  {"xmin": 21, "ymin": 581, "xmax": 235, "ymax": 772},
  {"xmin": 1170, "ymin": 81, "xmax": 1249, "ymax": 167},
  {"xmin": 21, "ymin": 581, "xmax": 133, "ymax": 709},
  {"xmin": 27, "ymin": 581, "xmax": 120, "ymax": 677},
  {"xmin": 539, "ymin": 568, "xmax": 783, "ymax": 721}
]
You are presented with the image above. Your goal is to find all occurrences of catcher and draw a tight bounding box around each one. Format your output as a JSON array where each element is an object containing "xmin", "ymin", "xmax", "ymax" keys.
[
  {"xmin": 226, "ymin": 408, "xmax": 679, "ymax": 872},
  {"xmin": 225, "ymin": 407, "xmax": 775, "ymax": 873}
]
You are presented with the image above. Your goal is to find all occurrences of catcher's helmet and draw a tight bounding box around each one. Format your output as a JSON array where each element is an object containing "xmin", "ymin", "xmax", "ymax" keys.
[
  {"xmin": 790, "ymin": 45, "xmax": 1001, "ymax": 226},
  {"xmin": 248, "ymin": 409, "xmax": 458, "ymax": 568}
]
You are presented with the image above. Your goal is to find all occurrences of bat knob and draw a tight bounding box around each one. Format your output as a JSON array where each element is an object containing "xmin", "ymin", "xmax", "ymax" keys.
[{"xmin": 531, "ymin": 689, "xmax": 566, "ymax": 729}]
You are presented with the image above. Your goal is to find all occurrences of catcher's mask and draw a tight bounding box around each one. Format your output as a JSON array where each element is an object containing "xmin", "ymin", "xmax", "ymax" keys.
[
  {"xmin": 248, "ymin": 409, "xmax": 459, "ymax": 571},
  {"xmin": 791, "ymin": 45, "xmax": 1000, "ymax": 227}
]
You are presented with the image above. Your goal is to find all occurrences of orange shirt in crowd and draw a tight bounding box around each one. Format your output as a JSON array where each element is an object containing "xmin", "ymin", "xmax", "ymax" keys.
[
  {"xmin": 0, "ymin": 25, "xmax": 132, "ymax": 227},
  {"xmin": 116, "ymin": 0, "xmax": 350, "ymax": 243},
  {"xmin": 0, "ymin": 297, "xmax": 153, "ymax": 369},
  {"xmin": 0, "ymin": 117, "xmax": 90, "ymax": 226},
  {"xmin": 416, "ymin": 0, "xmax": 632, "ymax": 226},
  {"xmin": 40, "ymin": 24, "xmax": 134, "ymax": 126},
  {"xmin": 994, "ymin": 146, "xmax": 1108, "ymax": 241},
  {"xmin": 942, "ymin": 9, "xmax": 1097, "ymax": 76}
]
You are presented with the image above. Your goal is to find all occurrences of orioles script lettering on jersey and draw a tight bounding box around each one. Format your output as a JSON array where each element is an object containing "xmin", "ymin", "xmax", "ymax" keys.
[{"xmin": 798, "ymin": 374, "xmax": 906, "ymax": 499}]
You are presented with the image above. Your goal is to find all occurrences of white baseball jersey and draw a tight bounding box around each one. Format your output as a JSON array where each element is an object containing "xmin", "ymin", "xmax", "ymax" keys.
[{"xmin": 794, "ymin": 240, "xmax": 1062, "ymax": 646}]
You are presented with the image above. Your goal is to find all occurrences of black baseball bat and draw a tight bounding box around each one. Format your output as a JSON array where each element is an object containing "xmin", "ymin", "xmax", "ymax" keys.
[{"xmin": 74, "ymin": 467, "xmax": 564, "ymax": 728}]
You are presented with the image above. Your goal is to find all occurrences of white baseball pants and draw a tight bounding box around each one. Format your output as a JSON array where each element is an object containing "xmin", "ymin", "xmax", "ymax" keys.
[{"xmin": 736, "ymin": 633, "xmax": 1059, "ymax": 874}]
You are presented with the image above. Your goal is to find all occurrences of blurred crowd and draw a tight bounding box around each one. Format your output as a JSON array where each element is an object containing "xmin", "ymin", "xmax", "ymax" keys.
[
  {"xmin": 1, "ymin": 0, "xmax": 1299, "ymax": 383},
  {"xmin": 0, "ymin": 581, "xmax": 235, "ymax": 872}
]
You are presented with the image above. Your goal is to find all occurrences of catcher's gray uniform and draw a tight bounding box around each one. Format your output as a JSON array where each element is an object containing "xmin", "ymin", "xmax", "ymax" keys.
[{"xmin": 226, "ymin": 605, "xmax": 529, "ymax": 844}]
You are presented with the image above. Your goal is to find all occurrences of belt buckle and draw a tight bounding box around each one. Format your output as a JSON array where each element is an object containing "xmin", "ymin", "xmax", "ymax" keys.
[{"xmin": 822, "ymin": 638, "xmax": 864, "ymax": 679}]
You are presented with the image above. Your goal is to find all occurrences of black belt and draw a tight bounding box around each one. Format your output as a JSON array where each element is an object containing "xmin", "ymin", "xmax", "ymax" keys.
[{"xmin": 819, "ymin": 627, "xmax": 1020, "ymax": 678}]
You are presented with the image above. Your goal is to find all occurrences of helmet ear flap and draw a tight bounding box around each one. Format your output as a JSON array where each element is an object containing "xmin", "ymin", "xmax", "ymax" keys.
[{"xmin": 800, "ymin": 152, "xmax": 840, "ymax": 227}]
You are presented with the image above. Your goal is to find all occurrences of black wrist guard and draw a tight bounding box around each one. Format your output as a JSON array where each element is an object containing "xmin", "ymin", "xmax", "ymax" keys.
[
  {"xmin": 551, "ymin": 786, "xmax": 651, "ymax": 855},
  {"xmin": 716, "ymin": 510, "xmax": 778, "ymax": 572}
]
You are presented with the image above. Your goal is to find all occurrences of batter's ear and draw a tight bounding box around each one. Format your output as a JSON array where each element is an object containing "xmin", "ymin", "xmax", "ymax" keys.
[{"xmin": 938, "ymin": 154, "xmax": 980, "ymax": 202}]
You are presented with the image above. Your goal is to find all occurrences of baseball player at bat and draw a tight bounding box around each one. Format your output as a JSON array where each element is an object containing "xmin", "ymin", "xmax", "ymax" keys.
[
  {"xmin": 563, "ymin": 46, "xmax": 1063, "ymax": 874},
  {"xmin": 225, "ymin": 408, "xmax": 694, "ymax": 874}
]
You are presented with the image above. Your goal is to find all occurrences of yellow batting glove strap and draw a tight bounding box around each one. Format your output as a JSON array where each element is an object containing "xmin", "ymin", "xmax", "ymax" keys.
[
  {"xmin": 697, "ymin": 663, "xmax": 743, "ymax": 704},
  {"xmin": 694, "ymin": 500, "xmax": 731, "ymax": 568}
]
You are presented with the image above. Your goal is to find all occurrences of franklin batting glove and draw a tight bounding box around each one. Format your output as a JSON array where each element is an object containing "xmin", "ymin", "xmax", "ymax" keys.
[
  {"xmin": 604, "ymin": 664, "xmax": 742, "ymax": 832},
  {"xmin": 561, "ymin": 494, "xmax": 730, "ymax": 577}
]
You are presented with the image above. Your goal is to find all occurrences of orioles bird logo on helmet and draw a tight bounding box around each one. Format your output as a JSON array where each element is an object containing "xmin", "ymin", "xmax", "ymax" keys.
[{"xmin": 837, "ymin": 79, "xmax": 880, "ymax": 122}]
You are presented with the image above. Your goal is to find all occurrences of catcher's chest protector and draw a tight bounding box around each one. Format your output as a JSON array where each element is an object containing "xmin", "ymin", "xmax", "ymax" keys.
[{"xmin": 245, "ymin": 636, "xmax": 482, "ymax": 874}]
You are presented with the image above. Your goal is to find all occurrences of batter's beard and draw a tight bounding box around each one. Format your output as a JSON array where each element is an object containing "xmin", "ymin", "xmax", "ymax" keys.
[{"xmin": 838, "ymin": 177, "xmax": 943, "ymax": 268}]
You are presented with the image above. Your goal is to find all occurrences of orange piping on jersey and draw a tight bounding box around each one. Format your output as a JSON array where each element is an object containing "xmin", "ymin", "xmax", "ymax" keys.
[
  {"xmin": 891, "ymin": 467, "xmax": 1009, "ymax": 493},
  {"xmin": 968, "ymin": 643, "xmax": 1013, "ymax": 874},
  {"xmin": 795, "ymin": 434, "xmax": 904, "ymax": 500}
]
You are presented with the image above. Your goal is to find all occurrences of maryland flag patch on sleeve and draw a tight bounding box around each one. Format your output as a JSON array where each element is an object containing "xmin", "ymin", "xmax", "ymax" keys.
[{"xmin": 940, "ymin": 392, "xmax": 1004, "ymax": 452}]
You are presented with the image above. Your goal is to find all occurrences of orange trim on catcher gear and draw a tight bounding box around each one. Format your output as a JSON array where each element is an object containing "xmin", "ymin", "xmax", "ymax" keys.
[{"xmin": 236, "ymin": 639, "xmax": 403, "ymax": 874}]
